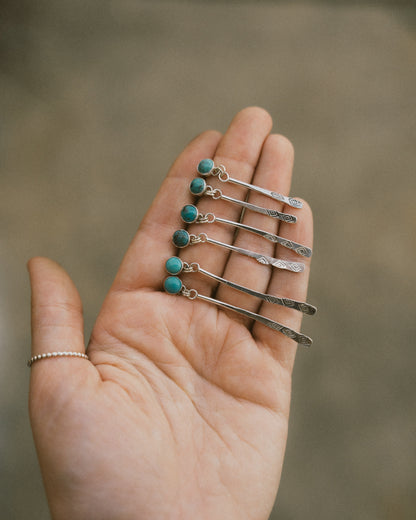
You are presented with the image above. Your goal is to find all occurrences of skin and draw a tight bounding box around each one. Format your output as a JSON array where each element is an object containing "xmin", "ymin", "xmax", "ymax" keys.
[{"xmin": 28, "ymin": 107, "xmax": 313, "ymax": 520}]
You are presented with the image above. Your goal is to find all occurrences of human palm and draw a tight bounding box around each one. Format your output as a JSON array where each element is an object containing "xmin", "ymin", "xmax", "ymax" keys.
[{"xmin": 28, "ymin": 108, "xmax": 313, "ymax": 520}]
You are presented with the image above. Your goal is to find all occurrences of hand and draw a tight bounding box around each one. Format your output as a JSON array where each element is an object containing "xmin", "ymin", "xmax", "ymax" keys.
[{"xmin": 28, "ymin": 107, "xmax": 313, "ymax": 520}]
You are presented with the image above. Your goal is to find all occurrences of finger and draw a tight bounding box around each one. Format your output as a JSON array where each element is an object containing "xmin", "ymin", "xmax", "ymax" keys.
[
  {"xmin": 112, "ymin": 130, "xmax": 222, "ymax": 291},
  {"xmin": 27, "ymin": 257, "xmax": 95, "ymax": 407},
  {"xmin": 182, "ymin": 107, "xmax": 273, "ymax": 296},
  {"xmin": 216, "ymin": 134, "xmax": 295, "ymax": 322},
  {"xmin": 254, "ymin": 200, "xmax": 314, "ymax": 372}
]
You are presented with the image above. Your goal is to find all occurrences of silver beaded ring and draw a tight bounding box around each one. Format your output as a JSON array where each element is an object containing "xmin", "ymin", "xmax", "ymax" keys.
[{"xmin": 27, "ymin": 351, "xmax": 89, "ymax": 367}]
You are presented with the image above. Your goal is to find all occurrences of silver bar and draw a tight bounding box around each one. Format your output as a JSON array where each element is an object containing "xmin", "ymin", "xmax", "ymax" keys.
[
  {"xmin": 214, "ymin": 217, "xmax": 312, "ymax": 257},
  {"xmin": 226, "ymin": 176, "xmax": 303, "ymax": 209},
  {"xmin": 197, "ymin": 267, "xmax": 316, "ymax": 315},
  {"xmin": 205, "ymin": 236, "xmax": 305, "ymax": 272},
  {"xmin": 196, "ymin": 293, "xmax": 312, "ymax": 346},
  {"xmin": 216, "ymin": 193, "xmax": 297, "ymax": 224}
]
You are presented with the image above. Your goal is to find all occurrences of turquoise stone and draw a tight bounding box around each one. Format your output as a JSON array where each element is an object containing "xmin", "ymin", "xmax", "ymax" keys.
[
  {"xmin": 197, "ymin": 158, "xmax": 214, "ymax": 176},
  {"xmin": 172, "ymin": 229, "xmax": 190, "ymax": 248},
  {"xmin": 165, "ymin": 256, "xmax": 183, "ymax": 275},
  {"xmin": 164, "ymin": 276, "xmax": 182, "ymax": 294},
  {"xmin": 190, "ymin": 177, "xmax": 206, "ymax": 195},
  {"xmin": 181, "ymin": 204, "xmax": 198, "ymax": 224}
]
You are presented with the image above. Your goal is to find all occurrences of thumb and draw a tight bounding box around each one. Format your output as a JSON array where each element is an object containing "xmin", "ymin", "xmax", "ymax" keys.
[{"xmin": 27, "ymin": 257, "xmax": 94, "ymax": 411}]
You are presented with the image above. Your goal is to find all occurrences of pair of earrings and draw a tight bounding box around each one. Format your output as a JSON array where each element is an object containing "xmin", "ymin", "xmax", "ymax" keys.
[{"xmin": 163, "ymin": 159, "xmax": 316, "ymax": 345}]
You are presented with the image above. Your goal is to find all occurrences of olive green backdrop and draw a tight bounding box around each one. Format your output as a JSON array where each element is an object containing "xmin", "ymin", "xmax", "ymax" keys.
[{"xmin": 1, "ymin": 1, "xmax": 415, "ymax": 518}]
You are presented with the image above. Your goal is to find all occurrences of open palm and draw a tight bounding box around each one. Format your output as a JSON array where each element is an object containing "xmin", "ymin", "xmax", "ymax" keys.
[{"xmin": 28, "ymin": 107, "xmax": 313, "ymax": 520}]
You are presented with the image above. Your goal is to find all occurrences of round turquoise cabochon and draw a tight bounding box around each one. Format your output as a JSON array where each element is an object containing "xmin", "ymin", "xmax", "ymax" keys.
[
  {"xmin": 197, "ymin": 158, "xmax": 214, "ymax": 176},
  {"xmin": 164, "ymin": 276, "xmax": 182, "ymax": 294},
  {"xmin": 180, "ymin": 204, "xmax": 198, "ymax": 223},
  {"xmin": 190, "ymin": 177, "xmax": 206, "ymax": 195},
  {"xmin": 172, "ymin": 229, "xmax": 190, "ymax": 248},
  {"xmin": 165, "ymin": 256, "xmax": 183, "ymax": 275}
]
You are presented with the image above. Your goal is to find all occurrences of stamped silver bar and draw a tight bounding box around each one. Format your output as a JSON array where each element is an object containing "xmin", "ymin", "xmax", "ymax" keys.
[
  {"xmin": 195, "ymin": 293, "xmax": 312, "ymax": 346},
  {"xmin": 205, "ymin": 188, "xmax": 297, "ymax": 224},
  {"xmin": 215, "ymin": 217, "xmax": 312, "ymax": 257},
  {"xmin": 223, "ymin": 176, "xmax": 303, "ymax": 209},
  {"xmin": 180, "ymin": 204, "xmax": 311, "ymax": 257},
  {"xmin": 197, "ymin": 158, "xmax": 303, "ymax": 209},
  {"xmin": 202, "ymin": 235, "xmax": 305, "ymax": 272},
  {"xmin": 172, "ymin": 229, "xmax": 304, "ymax": 272},
  {"xmin": 164, "ymin": 271, "xmax": 314, "ymax": 345},
  {"xmin": 186, "ymin": 264, "xmax": 316, "ymax": 315}
]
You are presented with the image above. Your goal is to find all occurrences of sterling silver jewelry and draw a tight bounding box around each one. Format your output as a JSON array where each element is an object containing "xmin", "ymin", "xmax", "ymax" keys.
[
  {"xmin": 172, "ymin": 230, "xmax": 305, "ymax": 272},
  {"xmin": 180, "ymin": 204, "xmax": 312, "ymax": 258},
  {"xmin": 203, "ymin": 185, "xmax": 296, "ymax": 223},
  {"xmin": 163, "ymin": 275, "xmax": 312, "ymax": 346},
  {"xmin": 163, "ymin": 158, "xmax": 316, "ymax": 347},
  {"xmin": 165, "ymin": 257, "xmax": 316, "ymax": 315},
  {"xmin": 27, "ymin": 351, "xmax": 89, "ymax": 367},
  {"xmin": 196, "ymin": 158, "xmax": 303, "ymax": 209}
]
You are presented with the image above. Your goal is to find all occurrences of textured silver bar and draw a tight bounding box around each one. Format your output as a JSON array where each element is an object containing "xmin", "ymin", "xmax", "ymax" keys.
[
  {"xmin": 196, "ymin": 293, "xmax": 312, "ymax": 346},
  {"xmin": 196, "ymin": 266, "xmax": 316, "ymax": 315},
  {"xmin": 224, "ymin": 176, "xmax": 303, "ymax": 209},
  {"xmin": 204, "ymin": 236, "xmax": 305, "ymax": 272},
  {"xmin": 213, "ymin": 216, "xmax": 312, "ymax": 257},
  {"xmin": 208, "ymin": 191, "xmax": 297, "ymax": 223}
]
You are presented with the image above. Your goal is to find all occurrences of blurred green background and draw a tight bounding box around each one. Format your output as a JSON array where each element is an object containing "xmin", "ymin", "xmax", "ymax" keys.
[{"xmin": 1, "ymin": 0, "xmax": 415, "ymax": 518}]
